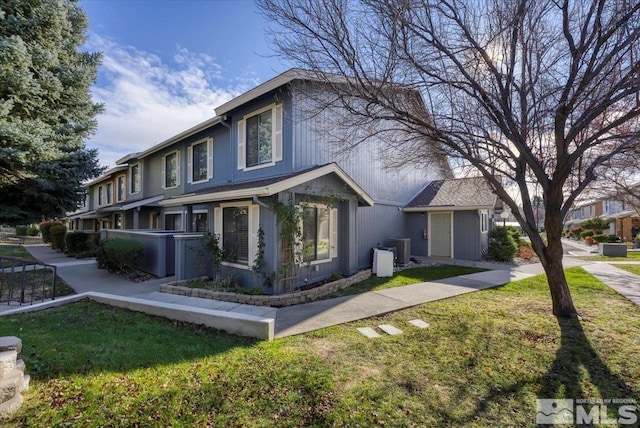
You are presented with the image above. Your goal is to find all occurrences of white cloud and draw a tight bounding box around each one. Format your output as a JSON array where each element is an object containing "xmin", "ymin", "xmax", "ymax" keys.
[{"xmin": 84, "ymin": 35, "xmax": 256, "ymax": 167}]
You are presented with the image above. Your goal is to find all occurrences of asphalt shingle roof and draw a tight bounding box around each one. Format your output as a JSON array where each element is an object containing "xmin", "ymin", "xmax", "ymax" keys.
[{"xmin": 407, "ymin": 176, "xmax": 497, "ymax": 209}]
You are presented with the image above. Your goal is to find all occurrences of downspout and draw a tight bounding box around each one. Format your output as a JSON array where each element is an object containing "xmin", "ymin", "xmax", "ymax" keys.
[{"xmin": 252, "ymin": 195, "xmax": 270, "ymax": 209}]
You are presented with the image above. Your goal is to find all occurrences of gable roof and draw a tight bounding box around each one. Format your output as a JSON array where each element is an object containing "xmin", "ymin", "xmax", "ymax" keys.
[
  {"xmin": 159, "ymin": 163, "xmax": 374, "ymax": 207},
  {"xmin": 405, "ymin": 176, "xmax": 497, "ymax": 212}
]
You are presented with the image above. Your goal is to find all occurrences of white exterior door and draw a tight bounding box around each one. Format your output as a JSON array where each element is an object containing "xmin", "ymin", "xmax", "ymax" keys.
[{"xmin": 430, "ymin": 212, "xmax": 452, "ymax": 258}]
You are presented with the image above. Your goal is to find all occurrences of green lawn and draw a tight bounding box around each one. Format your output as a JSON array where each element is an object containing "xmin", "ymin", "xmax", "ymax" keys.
[
  {"xmin": 613, "ymin": 264, "xmax": 640, "ymax": 276},
  {"xmin": 0, "ymin": 244, "xmax": 36, "ymax": 261},
  {"xmin": 329, "ymin": 264, "xmax": 487, "ymax": 297},
  {"xmin": 0, "ymin": 267, "xmax": 638, "ymax": 427},
  {"xmin": 578, "ymin": 251, "xmax": 640, "ymax": 261}
]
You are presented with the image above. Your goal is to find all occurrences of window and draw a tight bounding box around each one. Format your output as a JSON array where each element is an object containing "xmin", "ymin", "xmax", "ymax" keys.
[
  {"xmin": 188, "ymin": 138, "xmax": 213, "ymax": 183},
  {"xmin": 165, "ymin": 213, "xmax": 182, "ymax": 231},
  {"xmin": 116, "ymin": 175, "xmax": 126, "ymax": 202},
  {"xmin": 237, "ymin": 104, "xmax": 282, "ymax": 170},
  {"xmin": 480, "ymin": 210, "xmax": 489, "ymax": 233},
  {"xmin": 97, "ymin": 185, "xmax": 104, "ymax": 206},
  {"xmin": 214, "ymin": 203, "xmax": 260, "ymax": 267},
  {"xmin": 114, "ymin": 213, "xmax": 123, "ymax": 229},
  {"xmin": 222, "ymin": 207, "xmax": 249, "ymax": 264},
  {"xmin": 193, "ymin": 212, "xmax": 208, "ymax": 232},
  {"xmin": 106, "ymin": 182, "xmax": 113, "ymax": 205},
  {"xmin": 163, "ymin": 151, "xmax": 180, "ymax": 189},
  {"xmin": 130, "ymin": 163, "xmax": 140, "ymax": 194},
  {"xmin": 300, "ymin": 204, "xmax": 338, "ymax": 263}
]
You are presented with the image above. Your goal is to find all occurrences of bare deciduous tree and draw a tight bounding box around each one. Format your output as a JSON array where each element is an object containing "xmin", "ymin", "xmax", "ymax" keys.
[{"xmin": 258, "ymin": 0, "xmax": 640, "ymax": 317}]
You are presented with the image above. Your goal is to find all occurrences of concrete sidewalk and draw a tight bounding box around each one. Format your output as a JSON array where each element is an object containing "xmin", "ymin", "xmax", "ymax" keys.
[{"xmin": 2, "ymin": 244, "xmax": 637, "ymax": 339}]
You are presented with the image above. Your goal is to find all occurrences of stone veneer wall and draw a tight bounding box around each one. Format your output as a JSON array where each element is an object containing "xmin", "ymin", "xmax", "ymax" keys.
[{"xmin": 160, "ymin": 270, "xmax": 372, "ymax": 307}]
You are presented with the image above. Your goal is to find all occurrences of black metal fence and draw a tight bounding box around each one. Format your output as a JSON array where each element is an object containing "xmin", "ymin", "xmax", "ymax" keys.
[{"xmin": 0, "ymin": 257, "xmax": 57, "ymax": 305}]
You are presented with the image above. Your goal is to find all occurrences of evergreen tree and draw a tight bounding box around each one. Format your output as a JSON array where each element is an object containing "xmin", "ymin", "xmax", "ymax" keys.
[{"xmin": 0, "ymin": 0, "xmax": 104, "ymax": 224}]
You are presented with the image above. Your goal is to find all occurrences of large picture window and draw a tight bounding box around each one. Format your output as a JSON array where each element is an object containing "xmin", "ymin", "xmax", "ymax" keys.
[
  {"xmin": 300, "ymin": 204, "xmax": 338, "ymax": 263},
  {"xmin": 237, "ymin": 104, "xmax": 282, "ymax": 171},
  {"xmin": 302, "ymin": 206, "xmax": 330, "ymax": 262},
  {"xmin": 163, "ymin": 151, "xmax": 179, "ymax": 189},
  {"xmin": 222, "ymin": 207, "xmax": 249, "ymax": 264}
]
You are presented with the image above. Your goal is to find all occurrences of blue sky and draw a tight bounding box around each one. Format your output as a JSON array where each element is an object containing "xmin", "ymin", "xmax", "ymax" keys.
[{"xmin": 80, "ymin": 0, "xmax": 288, "ymax": 167}]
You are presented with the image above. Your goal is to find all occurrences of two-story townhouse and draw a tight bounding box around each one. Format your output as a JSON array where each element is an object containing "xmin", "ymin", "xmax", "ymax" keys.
[{"xmin": 76, "ymin": 69, "xmax": 499, "ymax": 293}]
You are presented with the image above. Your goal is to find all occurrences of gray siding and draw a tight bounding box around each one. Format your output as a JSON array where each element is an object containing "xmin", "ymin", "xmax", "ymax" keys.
[
  {"xmin": 290, "ymin": 81, "xmax": 445, "ymax": 205},
  {"xmin": 406, "ymin": 212, "xmax": 428, "ymax": 256},
  {"xmin": 453, "ymin": 211, "xmax": 481, "ymax": 261},
  {"xmin": 356, "ymin": 203, "xmax": 406, "ymax": 268}
]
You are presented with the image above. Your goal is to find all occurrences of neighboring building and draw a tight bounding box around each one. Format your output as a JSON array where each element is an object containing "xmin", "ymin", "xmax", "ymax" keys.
[
  {"xmin": 404, "ymin": 177, "xmax": 498, "ymax": 261},
  {"xmin": 66, "ymin": 69, "xmax": 499, "ymax": 293},
  {"xmin": 565, "ymin": 195, "xmax": 640, "ymax": 240}
]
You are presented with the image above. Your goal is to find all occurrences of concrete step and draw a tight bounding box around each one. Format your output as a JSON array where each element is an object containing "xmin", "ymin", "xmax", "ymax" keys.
[
  {"xmin": 0, "ymin": 392, "xmax": 23, "ymax": 419},
  {"xmin": 0, "ymin": 350, "xmax": 17, "ymax": 377},
  {"xmin": 0, "ymin": 369, "xmax": 24, "ymax": 403},
  {"xmin": 0, "ymin": 337, "xmax": 22, "ymax": 354}
]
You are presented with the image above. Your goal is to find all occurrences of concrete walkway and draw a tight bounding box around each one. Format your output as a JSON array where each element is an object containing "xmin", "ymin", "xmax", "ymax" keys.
[{"xmin": 1, "ymin": 244, "xmax": 638, "ymax": 339}]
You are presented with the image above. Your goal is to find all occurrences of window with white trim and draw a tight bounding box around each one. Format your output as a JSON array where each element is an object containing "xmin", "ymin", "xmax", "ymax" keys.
[
  {"xmin": 214, "ymin": 203, "xmax": 260, "ymax": 267},
  {"xmin": 163, "ymin": 151, "xmax": 180, "ymax": 189},
  {"xmin": 130, "ymin": 163, "xmax": 141, "ymax": 194},
  {"xmin": 237, "ymin": 103, "xmax": 283, "ymax": 170},
  {"xmin": 116, "ymin": 175, "xmax": 126, "ymax": 202},
  {"xmin": 188, "ymin": 138, "xmax": 213, "ymax": 183},
  {"xmin": 300, "ymin": 204, "xmax": 338, "ymax": 263},
  {"xmin": 480, "ymin": 210, "xmax": 489, "ymax": 233},
  {"xmin": 97, "ymin": 185, "xmax": 103, "ymax": 207},
  {"xmin": 106, "ymin": 182, "xmax": 113, "ymax": 205},
  {"xmin": 193, "ymin": 211, "xmax": 208, "ymax": 232}
]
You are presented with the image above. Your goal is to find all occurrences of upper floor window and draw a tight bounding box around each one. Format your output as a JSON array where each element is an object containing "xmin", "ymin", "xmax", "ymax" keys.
[
  {"xmin": 237, "ymin": 103, "xmax": 283, "ymax": 171},
  {"xmin": 116, "ymin": 175, "xmax": 126, "ymax": 202},
  {"xmin": 188, "ymin": 138, "xmax": 213, "ymax": 183},
  {"xmin": 97, "ymin": 185, "xmax": 104, "ymax": 206},
  {"xmin": 106, "ymin": 182, "xmax": 113, "ymax": 205},
  {"xmin": 163, "ymin": 151, "xmax": 180, "ymax": 189},
  {"xmin": 130, "ymin": 163, "xmax": 140, "ymax": 194}
]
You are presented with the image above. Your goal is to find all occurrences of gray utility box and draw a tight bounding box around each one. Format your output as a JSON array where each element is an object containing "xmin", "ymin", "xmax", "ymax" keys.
[
  {"xmin": 599, "ymin": 243, "xmax": 627, "ymax": 257},
  {"xmin": 389, "ymin": 238, "xmax": 411, "ymax": 265}
]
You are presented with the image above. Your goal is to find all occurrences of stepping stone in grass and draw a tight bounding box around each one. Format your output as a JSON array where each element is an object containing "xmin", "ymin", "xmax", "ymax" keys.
[
  {"xmin": 357, "ymin": 327, "xmax": 381, "ymax": 338},
  {"xmin": 408, "ymin": 319, "xmax": 430, "ymax": 329},
  {"xmin": 378, "ymin": 324, "xmax": 403, "ymax": 336}
]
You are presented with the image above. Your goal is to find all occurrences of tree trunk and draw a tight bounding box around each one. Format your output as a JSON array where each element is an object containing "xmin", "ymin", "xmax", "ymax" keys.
[{"xmin": 539, "ymin": 207, "xmax": 579, "ymax": 318}]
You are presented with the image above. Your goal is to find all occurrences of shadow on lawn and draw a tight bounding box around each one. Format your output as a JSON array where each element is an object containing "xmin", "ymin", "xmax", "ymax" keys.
[
  {"xmin": 0, "ymin": 301, "xmax": 257, "ymax": 380},
  {"xmin": 538, "ymin": 316, "xmax": 635, "ymax": 402},
  {"xmin": 439, "ymin": 317, "xmax": 635, "ymax": 426}
]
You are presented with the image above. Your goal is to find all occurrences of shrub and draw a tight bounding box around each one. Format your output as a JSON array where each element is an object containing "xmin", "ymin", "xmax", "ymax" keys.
[
  {"xmin": 580, "ymin": 230, "xmax": 594, "ymax": 239},
  {"xmin": 15, "ymin": 226, "xmax": 28, "ymax": 236},
  {"xmin": 591, "ymin": 234, "xmax": 608, "ymax": 243},
  {"xmin": 487, "ymin": 227, "xmax": 518, "ymax": 262},
  {"xmin": 581, "ymin": 217, "xmax": 610, "ymax": 234},
  {"xmin": 517, "ymin": 244, "xmax": 537, "ymax": 260},
  {"xmin": 584, "ymin": 236, "xmax": 595, "ymax": 246},
  {"xmin": 606, "ymin": 234, "xmax": 620, "ymax": 243},
  {"xmin": 39, "ymin": 221, "xmax": 61, "ymax": 243},
  {"xmin": 96, "ymin": 238, "xmax": 143, "ymax": 274},
  {"xmin": 65, "ymin": 232, "xmax": 96, "ymax": 255},
  {"xmin": 27, "ymin": 226, "xmax": 39, "ymax": 236},
  {"xmin": 49, "ymin": 224, "xmax": 67, "ymax": 251}
]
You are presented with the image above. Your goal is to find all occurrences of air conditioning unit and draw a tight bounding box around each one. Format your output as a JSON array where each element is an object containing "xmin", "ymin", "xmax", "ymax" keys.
[{"xmin": 388, "ymin": 238, "xmax": 411, "ymax": 266}]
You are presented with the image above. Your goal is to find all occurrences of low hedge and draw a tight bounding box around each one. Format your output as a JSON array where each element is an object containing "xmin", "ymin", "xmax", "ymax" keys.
[
  {"xmin": 65, "ymin": 231, "xmax": 99, "ymax": 255},
  {"xmin": 39, "ymin": 221, "xmax": 62, "ymax": 243},
  {"xmin": 96, "ymin": 238, "xmax": 143, "ymax": 274}
]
